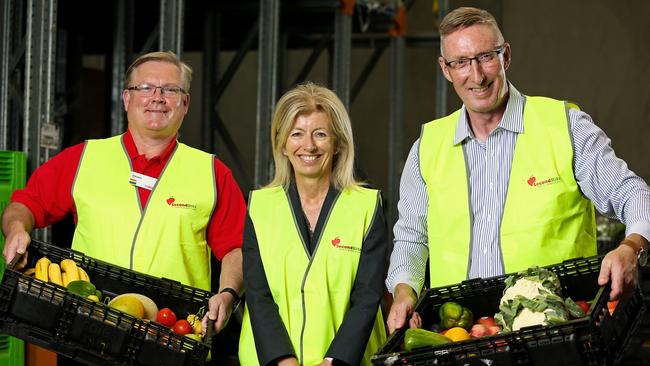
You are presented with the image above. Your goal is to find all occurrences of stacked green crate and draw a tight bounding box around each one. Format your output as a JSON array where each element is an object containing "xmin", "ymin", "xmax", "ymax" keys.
[{"xmin": 0, "ymin": 150, "xmax": 27, "ymax": 366}]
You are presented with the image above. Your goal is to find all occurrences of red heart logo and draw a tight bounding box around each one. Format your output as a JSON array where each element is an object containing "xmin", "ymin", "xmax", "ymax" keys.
[
  {"xmin": 166, "ymin": 197, "xmax": 175, "ymax": 205},
  {"xmin": 527, "ymin": 176, "xmax": 536, "ymax": 186},
  {"xmin": 331, "ymin": 237, "xmax": 340, "ymax": 247}
]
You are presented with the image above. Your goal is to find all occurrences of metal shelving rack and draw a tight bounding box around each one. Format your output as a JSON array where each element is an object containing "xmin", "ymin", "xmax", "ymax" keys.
[
  {"xmin": 1, "ymin": 0, "xmax": 59, "ymax": 243},
  {"xmin": 1, "ymin": 0, "xmax": 449, "ymax": 239}
]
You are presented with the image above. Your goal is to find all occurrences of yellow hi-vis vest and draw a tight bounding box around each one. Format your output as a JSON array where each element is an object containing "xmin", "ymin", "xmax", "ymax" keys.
[
  {"xmin": 420, "ymin": 96, "xmax": 596, "ymax": 288},
  {"xmin": 71, "ymin": 135, "xmax": 216, "ymax": 290},
  {"xmin": 239, "ymin": 186, "xmax": 386, "ymax": 366}
]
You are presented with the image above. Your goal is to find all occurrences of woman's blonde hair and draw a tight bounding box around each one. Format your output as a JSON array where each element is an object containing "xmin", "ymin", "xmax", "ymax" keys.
[{"xmin": 267, "ymin": 82, "xmax": 361, "ymax": 190}]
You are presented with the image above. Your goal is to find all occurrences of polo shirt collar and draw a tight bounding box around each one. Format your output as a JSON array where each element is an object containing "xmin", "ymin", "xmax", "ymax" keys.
[
  {"xmin": 122, "ymin": 129, "xmax": 178, "ymax": 162},
  {"xmin": 453, "ymin": 82, "xmax": 525, "ymax": 145}
]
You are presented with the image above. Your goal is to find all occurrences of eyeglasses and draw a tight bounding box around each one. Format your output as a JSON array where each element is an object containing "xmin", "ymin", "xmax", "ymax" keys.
[
  {"xmin": 127, "ymin": 84, "xmax": 187, "ymax": 98},
  {"xmin": 443, "ymin": 45, "xmax": 504, "ymax": 72}
]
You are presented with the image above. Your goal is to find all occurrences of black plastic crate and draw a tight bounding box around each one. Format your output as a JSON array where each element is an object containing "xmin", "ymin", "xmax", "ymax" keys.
[
  {"xmin": 0, "ymin": 240, "xmax": 213, "ymax": 365},
  {"xmin": 373, "ymin": 256, "xmax": 646, "ymax": 366}
]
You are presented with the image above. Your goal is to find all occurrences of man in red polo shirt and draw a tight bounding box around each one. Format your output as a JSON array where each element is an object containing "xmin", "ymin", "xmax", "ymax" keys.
[{"xmin": 1, "ymin": 51, "xmax": 245, "ymax": 334}]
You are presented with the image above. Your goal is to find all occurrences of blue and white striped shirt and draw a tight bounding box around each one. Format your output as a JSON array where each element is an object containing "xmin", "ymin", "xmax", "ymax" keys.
[{"xmin": 386, "ymin": 84, "xmax": 650, "ymax": 295}]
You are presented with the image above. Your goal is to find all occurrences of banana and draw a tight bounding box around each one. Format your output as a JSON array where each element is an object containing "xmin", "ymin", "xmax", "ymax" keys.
[
  {"xmin": 23, "ymin": 268, "xmax": 36, "ymax": 276},
  {"xmin": 78, "ymin": 267, "xmax": 90, "ymax": 282},
  {"xmin": 48, "ymin": 263, "xmax": 63, "ymax": 286},
  {"xmin": 62, "ymin": 272, "xmax": 70, "ymax": 287},
  {"xmin": 60, "ymin": 259, "xmax": 80, "ymax": 282},
  {"xmin": 35, "ymin": 257, "xmax": 51, "ymax": 282}
]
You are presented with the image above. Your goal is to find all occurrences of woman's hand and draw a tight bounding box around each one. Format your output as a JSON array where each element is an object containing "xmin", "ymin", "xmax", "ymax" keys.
[{"xmin": 277, "ymin": 356, "xmax": 299, "ymax": 366}]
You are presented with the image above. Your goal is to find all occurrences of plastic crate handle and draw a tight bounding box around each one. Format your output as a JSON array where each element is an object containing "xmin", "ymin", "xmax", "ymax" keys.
[{"xmin": 205, "ymin": 319, "xmax": 216, "ymax": 342}]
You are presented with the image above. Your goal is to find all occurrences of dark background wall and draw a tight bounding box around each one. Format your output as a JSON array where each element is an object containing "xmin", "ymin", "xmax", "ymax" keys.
[{"xmin": 69, "ymin": 0, "xmax": 650, "ymax": 201}]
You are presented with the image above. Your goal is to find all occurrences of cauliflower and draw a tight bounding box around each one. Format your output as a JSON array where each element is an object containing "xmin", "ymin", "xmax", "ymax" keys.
[
  {"xmin": 511, "ymin": 308, "xmax": 550, "ymax": 331},
  {"xmin": 494, "ymin": 267, "xmax": 576, "ymax": 333},
  {"xmin": 500, "ymin": 278, "xmax": 546, "ymax": 305}
]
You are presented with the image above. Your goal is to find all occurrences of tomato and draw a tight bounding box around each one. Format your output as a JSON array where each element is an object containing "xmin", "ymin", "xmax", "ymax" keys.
[
  {"xmin": 156, "ymin": 308, "xmax": 177, "ymax": 327},
  {"xmin": 575, "ymin": 301, "xmax": 590, "ymax": 315},
  {"xmin": 172, "ymin": 319, "xmax": 192, "ymax": 335}
]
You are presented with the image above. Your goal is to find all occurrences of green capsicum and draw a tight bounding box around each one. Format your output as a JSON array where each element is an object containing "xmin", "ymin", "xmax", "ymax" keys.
[
  {"xmin": 439, "ymin": 301, "xmax": 473, "ymax": 330},
  {"xmin": 403, "ymin": 328, "xmax": 451, "ymax": 351}
]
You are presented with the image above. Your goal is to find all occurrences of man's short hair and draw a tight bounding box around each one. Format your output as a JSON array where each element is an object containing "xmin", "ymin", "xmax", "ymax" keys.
[
  {"xmin": 439, "ymin": 7, "xmax": 503, "ymax": 44},
  {"xmin": 124, "ymin": 51, "xmax": 192, "ymax": 91}
]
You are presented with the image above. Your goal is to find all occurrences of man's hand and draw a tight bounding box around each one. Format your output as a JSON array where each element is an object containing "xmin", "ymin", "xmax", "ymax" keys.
[
  {"xmin": 201, "ymin": 248, "xmax": 243, "ymax": 334},
  {"xmin": 201, "ymin": 291, "xmax": 235, "ymax": 334},
  {"xmin": 598, "ymin": 234, "xmax": 647, "ymax": 300},
  {"xmin": 2, "ymin": 202, "xmax": 35, "ymax": 268},
  {"xmin": 2, "ymin": 230, "xmax": 30, "ymax": 268},
  {"xmin": 387, "ymin": 283, "xmax": 419, "ymax": 335}
]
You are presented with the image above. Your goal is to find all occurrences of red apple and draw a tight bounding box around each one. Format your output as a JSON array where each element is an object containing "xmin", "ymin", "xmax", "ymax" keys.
[
  {"xmin": 470, "ymin": 324, "xmax": 489, "ymax": 338},
  {"xmin": 487, "ymin": 325, "xmax": 502, "ymax": 335},
  {"xmin": 477, "ymin": 316, "xmax": 497, "ymax": 327}
]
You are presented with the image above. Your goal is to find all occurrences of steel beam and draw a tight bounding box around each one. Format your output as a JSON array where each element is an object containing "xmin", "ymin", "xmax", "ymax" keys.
[
  {"xmin": 110, "ymin": 0, "xmax": 131, "ymax": 136},
  {"xmin": 332, "ymin": 7, "xmax": 351, "ymax": 108},
  {"xmin": 24, "ymin": 0, "xmax": 59, "ymax": 171},
  {"xmin": 159, "ymin": 0, "xmax": 184, "ymax": 55},
  {"xmin": 255, "ymin": 0, "xmax": 280, "ymax": 187},
  {"xmin": 434, "ymin": 0, "xmax": 449, "ymax": 118},
  {"xmin": 388, "ymin": 0, "xmax": 405, "ymax": 236},
  {"xmin": 215, "ymin": 20, "xmax": 259, "ymax": 103},
  {"xmin": 25, "ymin": 0, "xmax": 58, "ymax": 242},
  {"xmin": 0, "ymin": 0, "xmax": 28, "ymax": 151},
  {"xmin": 202, "ymin": 10, "xmax": 217, "ymax": 151},
  {"xmin": 350, "ymin": 46, "xmax": 385, "ymax": 104},
  {"xmin": 0, "ymin": 0, "xmax": 11, "ymax": 150},
  {"xmin": 292, "ymin": 34, "xmax": 329, "ymax": 86}
]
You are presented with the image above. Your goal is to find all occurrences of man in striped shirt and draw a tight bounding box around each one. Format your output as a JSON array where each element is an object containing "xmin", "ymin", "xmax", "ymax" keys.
[{"xmin": 386, "ymin": 7, "xmax": 650, "ymax": 333}]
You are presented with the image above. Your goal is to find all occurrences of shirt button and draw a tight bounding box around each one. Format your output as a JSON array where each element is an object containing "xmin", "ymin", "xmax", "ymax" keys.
[{"xmin": 483, "ymin": 249, "xmax": 488, "ymax": 254}]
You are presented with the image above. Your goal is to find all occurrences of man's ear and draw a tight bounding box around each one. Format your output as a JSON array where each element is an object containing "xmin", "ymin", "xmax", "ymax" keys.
[
  {"xmin": 502, "ymin": 42, "xmax": 511, "ymax": 71},
  {"xmin": 122, "ymin": 89, "xmax": 130, "ymax": 111},
  {"xmin": 182, "ymin": 93, "xmax": 190, "ymax": 113},
  {"xmin": 438, "ymin": 56, "xmax": 453, "ymax": 83}
]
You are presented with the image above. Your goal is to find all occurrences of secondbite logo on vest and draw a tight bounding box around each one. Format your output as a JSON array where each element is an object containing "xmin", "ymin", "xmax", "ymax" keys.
[
  {"xmin": 331, "ymin": 236, "xmax": 361, "ymax": 253},
  {"xmin": 166, "ymin": 197, "xmax": 197, "ymax": 210},
  {"xmin": 527, "ymin": 175, "xmax": 561, "ymax": 187}
]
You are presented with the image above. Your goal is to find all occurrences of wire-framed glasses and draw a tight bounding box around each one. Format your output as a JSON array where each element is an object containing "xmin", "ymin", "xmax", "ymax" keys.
[
  {"xmin": 443, "ymin": 45, "xmax": 505, "ymax": 72},
  {"xmin": 127, "ymin": 84, "xmax": 187, "ymax": 98}
]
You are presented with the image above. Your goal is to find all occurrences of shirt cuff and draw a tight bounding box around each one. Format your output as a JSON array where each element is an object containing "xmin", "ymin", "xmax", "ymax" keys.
[
  {"xmin": 625, "ymin": 222, "xmax": 650, "ymax": 244},
  {"xmin": 386, "ymin": 273, "xmax": 423, "ymax": 297}
]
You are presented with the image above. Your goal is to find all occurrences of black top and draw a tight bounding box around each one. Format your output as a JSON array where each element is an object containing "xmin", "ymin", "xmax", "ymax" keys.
[{"xmin": 242, "ymin": 181, "xmax": 387, "ymax": 366}]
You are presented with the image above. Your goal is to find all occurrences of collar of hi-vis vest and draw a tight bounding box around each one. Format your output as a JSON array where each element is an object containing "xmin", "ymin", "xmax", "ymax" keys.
[{"xmin": 453, "ymin": 83, "xmax": 526, "ymax": 145}]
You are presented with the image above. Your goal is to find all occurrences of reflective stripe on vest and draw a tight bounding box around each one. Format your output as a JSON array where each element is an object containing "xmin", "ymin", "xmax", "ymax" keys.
[
  {"xmin": 238, "ymin": 186, "xmax": 386, "ymax": 366},
  {"xmin": 71, "ymin": 135, "xmax": 216, "ymax": 290},
  {"xmin": 420, "ymin": 96, "xmax": 596, "ymax": 288}
]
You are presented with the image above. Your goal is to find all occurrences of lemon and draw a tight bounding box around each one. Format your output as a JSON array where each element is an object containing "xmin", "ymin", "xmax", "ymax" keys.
[{"xmin": 109, "ymin": 295, "xmax": 145, "ymax": 318}]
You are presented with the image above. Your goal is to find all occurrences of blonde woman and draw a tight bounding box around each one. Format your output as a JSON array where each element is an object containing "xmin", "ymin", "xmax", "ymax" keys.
[{"xmin": 239, "ymin": 82, "xmax": 387, "ymax": 366}]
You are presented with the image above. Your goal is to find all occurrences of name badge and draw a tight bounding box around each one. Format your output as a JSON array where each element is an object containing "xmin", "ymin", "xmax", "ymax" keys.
[{"xmin": 129, "ymin": 171, "xmax": 158, "ymax": 190}]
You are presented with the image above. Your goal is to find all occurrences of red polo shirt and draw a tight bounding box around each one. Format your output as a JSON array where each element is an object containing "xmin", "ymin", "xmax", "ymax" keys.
[{"xmin": 10, "ymin": 130, "xmax": 245, "ymax": 260}]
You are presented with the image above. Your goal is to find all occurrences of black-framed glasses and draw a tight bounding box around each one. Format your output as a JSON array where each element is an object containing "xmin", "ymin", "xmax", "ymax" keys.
[
  {"xmin": 127, "ymin": 84, "xmax": 187, "ymax": 98},
  {"xmin": 443, "ymin": 45, "xmax": 504, "ymax": 72}
]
